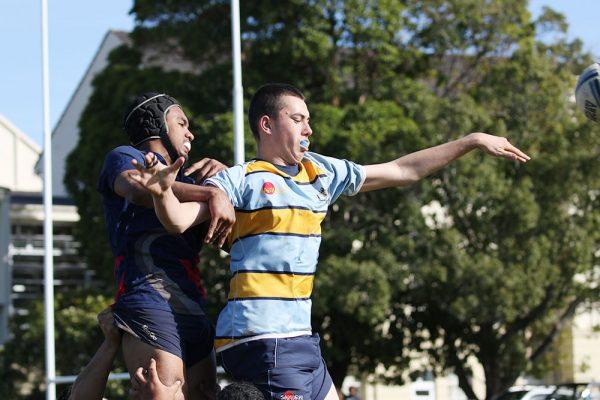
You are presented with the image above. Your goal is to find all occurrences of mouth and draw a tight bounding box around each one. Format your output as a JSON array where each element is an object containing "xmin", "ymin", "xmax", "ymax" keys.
[
  {"xmin": 300, "ymin": 139, "xmax": 309, "ymax": 151},
  {"xmin": 183, "ymin": 142, "xmax": 191, "ymax": 152}
]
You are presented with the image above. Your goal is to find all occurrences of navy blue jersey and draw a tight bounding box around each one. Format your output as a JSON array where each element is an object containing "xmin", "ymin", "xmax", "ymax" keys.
[{"xmin": 98, "ymin": 146, "xmax": 207, "ymax": 315}]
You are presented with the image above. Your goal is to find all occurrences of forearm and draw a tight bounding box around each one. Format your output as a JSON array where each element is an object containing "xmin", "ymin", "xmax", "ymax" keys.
[
  {"xmin": 152, "ymin": 187, "xmax": 210, "ymax": 234},
  {"xmin": 361, "ymin": 134, "xmax": 480, "ymax": 191},
  {"xmin": 394, "ymin": 134, "xmax": 478, "ymax": 179},
  {"xmin": 69, "ymin": 340, "xmax": 119, "ymax": 400},
  {"xmin": 171, "ymin": 181, "xmax": 221, "ymax": 202}
]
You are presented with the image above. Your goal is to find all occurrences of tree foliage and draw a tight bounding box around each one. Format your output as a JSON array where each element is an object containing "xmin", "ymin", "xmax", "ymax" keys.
[
  {"xmin": 62, "ymin": 1, "xmax": 599, "ymax": 398},
  {"xmin": 0, "ymin": 293, "xmax": 127, "ymax": 399}
]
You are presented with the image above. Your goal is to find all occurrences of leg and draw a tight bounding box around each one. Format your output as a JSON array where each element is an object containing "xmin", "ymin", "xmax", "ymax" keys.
[
  {"xmin": 184, "ymin": 351, "xmax": 218, "ymax": 400},
  {"xmin": 323, "ymin": 383, "xmax": 339, "ymax": 400},
  {"xmin": 122, "ymin": 333, "xmax": 187, "ymax": 399}
]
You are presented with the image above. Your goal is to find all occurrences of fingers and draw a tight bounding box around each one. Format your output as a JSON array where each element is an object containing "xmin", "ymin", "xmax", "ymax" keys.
[
  {"xmin": 503, "ymin": 142, "xmax": 531, "ymax": 162},
  {"xmin": 145, "ymin": 153, "xmax": 159, "ymax": 169},
  {"xmin": 184, "ymin": 158, "xmax": 210, "ymax": 177},
  {"xmin": 134, "ymin": 366, "xmax": 148, "ymax": 385},
  {"xmin": 185, "ymin": 158, "xmax": 227, "ymax": 181},
  {"xmin": 217, "ymin": 226, "xmax": 232, "ymax": 248},
  {"xmin": 147, "ymin": 357, "xmax": 159, "ymax": 381}
]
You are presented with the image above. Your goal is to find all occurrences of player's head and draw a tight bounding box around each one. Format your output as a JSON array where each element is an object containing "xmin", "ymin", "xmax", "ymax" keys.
[
  {"xmin": 248, "ymin": 83, "xmax": 305, "ymax": 141},
  {"xmin": 123, "ymin": 92, "xmax": 192, "ymax": 162},
  {"xmin": 217, "ymin": 381, "xmax": 265, "ymax": 400}
]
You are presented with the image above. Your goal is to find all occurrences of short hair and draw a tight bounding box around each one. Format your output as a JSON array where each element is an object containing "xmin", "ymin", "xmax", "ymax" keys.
[
  {"xmin": 217, "ymin": 381, "xmax": 265, "ymax": 400},
  {"xmin": 248, "ymin": 83, "xmax": 305, "ymax": 141}
]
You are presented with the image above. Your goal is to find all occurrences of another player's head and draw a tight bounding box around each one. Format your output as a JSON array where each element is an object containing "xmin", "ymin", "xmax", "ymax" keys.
[
  {"xmin": 123, "ymin": 92, "xmax": 194, "ymax": 162},
  {"xmin": 217, "ymin": 381, "xmax": 265, "ymax": 400},
  {"xmin": 248, "ymin": 83, "xmax": 306, "ymax": 141},
  {"xmin": 248, "ymin": 83, "xmax": 312, "ymax": 165}
]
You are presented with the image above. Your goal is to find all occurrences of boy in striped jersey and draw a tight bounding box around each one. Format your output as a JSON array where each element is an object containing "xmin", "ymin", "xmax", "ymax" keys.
[{"xmin": 131, "ymin": 83, "xmax": 530, "ymax": 400}]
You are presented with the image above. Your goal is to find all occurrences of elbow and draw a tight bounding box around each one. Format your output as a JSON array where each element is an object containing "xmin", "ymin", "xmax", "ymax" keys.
[{"xmin": 164, "ymin": 224, "xmax": 187, "ymax": 235}]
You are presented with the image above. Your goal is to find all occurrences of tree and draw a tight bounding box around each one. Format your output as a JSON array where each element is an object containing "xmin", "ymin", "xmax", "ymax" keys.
[
  {"xmin": 0, "ymin": 293, "xmax": 127, "ymax": 399},
  {"xmin": 63, "ymin": 0, "xmax": 599, "ymax": 398}
]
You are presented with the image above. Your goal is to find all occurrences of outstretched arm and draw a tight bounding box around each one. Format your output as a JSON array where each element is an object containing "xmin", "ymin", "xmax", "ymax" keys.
[
  {"xmin": 130, "ymin": 153, "xmax": 213, "ymax": 236},
  {"xmin": 68, "ymin": 307, "xmax": 122, "ymax": 400},
  {"xmin": 360, "ymin": 132, "xmax": 530, "ymax": 192},
  {"xmin": 114, "ymin": 157, "xmax": 234, "ymax": 246}
]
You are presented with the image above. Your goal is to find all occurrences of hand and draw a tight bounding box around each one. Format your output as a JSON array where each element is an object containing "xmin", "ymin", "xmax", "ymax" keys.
[
  {"xmin": 130, "ymin": 152, "xmax": 185, "ymax": 196},
  {"xmin": 184, "ymin": 158, "xmax": 228, "ymax": 182},
  {"xmin": 470, "ymin": 132, "xmax": 531, "ymax": 162},
  {"xmin": 205, "ymin": 188, "xmax": 235, "ymax": 248},
  {"xmin": 97, "ymin": 307, "xmax": 122, "ymax": 344},
  {"xmin": 132, "ymin": 358, "xmax": 182, "ymax": 400}
]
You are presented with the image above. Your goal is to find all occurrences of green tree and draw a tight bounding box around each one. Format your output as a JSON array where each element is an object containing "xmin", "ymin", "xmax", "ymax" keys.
[
  {"xmin": 0, "ymin": 293, "xmax": 127, "ymax": 399},
  {"xmin": 63, "ymin": 0, "xmax": 599, "ymax": 398}
]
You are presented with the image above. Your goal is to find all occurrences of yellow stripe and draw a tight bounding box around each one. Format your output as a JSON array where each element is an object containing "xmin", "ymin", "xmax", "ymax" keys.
[
  {"xmin": 215, "ymin": 338, "xmax": 235, "ymax": 349},
  {"xmin": 228, "ymin": 272, "xmax": 314, "ymax": 299},
  {"xmin": 245, "ymin": 160, "xmax": 327, "ymax": 183},
  {"xmin": 230, "ymin": 208, "xmax": 326, "ymax": 244}
]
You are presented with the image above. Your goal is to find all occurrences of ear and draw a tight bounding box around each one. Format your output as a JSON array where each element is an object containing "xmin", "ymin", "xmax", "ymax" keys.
[{"xmin": 258, "ymin": 115, "xmax": 272, "ymax": 136}]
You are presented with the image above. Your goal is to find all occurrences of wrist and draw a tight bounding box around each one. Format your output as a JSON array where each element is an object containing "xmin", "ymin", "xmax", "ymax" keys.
[{"xmin": 464, "ymin": 132, "xmax": 484, "ymax": 149}]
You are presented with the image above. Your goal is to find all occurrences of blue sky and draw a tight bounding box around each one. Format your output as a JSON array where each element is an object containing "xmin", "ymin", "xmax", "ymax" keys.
[{"xmin": 0, "ymin": 1, "xmax": 598, "ymax": 147}]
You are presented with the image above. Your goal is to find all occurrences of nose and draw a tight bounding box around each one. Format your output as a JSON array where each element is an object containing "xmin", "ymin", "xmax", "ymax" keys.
[
  {"xmin": 304, "ymin": 121, "xmax": 313, "ymax": 136},
  {"xmin": 186, "ymin": 129, "xmax": 194, "ymax": 142}
]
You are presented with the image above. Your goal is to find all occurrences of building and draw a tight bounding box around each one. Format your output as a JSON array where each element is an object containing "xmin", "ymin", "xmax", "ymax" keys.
[{"xmin": 2, "ymin": 27, "xmax": 598, "ymax": 398}]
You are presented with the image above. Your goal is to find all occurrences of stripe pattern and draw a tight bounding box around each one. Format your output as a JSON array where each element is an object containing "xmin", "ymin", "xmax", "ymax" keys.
[{"xmin": 205, "ymin": 153, "xmax": 365, "ymax": 350}]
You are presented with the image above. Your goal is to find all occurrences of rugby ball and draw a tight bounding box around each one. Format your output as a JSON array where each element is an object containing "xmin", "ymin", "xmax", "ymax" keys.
[{"xmin": 575, "ymin": 62, "xmax": 600, "ymax": 123}]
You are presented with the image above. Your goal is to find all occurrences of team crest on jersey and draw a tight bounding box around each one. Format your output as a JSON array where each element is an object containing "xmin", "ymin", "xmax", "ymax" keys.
[
  {"xmin": 281, "ymin": 391, "xmax": 303, "ymax": 400},
  {"xmin": 263, "ymin": 181, "xmax": 276, "ymax": 195},
  {"xmin": 316, "ymin": 186, "xmax": 328, "ymax": 201}
]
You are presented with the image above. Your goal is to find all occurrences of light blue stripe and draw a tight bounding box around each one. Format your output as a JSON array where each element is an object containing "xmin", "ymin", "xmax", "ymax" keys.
[
  {"xmin": 230, "ymin": 234, "xmax": 321, "ymax": 275},
  {"xmin": 215, "ymin": 298, "xmax": 312, "ymax": 338}
]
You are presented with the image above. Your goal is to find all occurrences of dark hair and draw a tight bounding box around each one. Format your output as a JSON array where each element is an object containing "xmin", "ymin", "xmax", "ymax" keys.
[
  {"xmin": 217, "ymin": 381, "xmax": 266, "ymax": 400},
  {"xmin": 248, "ymin": 83, "xmax": 305, "ymax": 140}
]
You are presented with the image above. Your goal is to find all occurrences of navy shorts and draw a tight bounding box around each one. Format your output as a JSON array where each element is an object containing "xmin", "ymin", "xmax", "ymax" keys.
[
  {"xmin": 219, "ymin": 334, "xmax": 333, "ymax": 400},
  {"xmin": 113, "ymin": 307, "xmax": 214, "ymax": 367}
]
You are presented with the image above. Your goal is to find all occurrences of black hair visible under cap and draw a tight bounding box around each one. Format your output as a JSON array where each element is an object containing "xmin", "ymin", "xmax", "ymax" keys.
[{"xmin": 123, "ymin": 92, "xmax": 180, "ymax": 146}]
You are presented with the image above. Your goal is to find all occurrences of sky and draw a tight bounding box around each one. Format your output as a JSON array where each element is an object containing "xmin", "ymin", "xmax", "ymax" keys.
[{"xmin": 0, "ymin": 1, "xmax": 599, "ymax": 148}]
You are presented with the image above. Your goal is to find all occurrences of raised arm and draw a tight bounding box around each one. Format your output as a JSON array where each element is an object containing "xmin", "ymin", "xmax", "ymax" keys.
[
  {"xmin": 68, "ymin": 307, "xmax": 122, "ymax": 400},
  {"xmin": 360, "ymin": 132, "xmax": 530, "ymax": 192},
  {"xmin": 130, "ymin": 153, "xmax": 212, "ymax": 235},
  {"xmin": 118, "ymin": 155, "xmax": 234, "ymax": 246}
]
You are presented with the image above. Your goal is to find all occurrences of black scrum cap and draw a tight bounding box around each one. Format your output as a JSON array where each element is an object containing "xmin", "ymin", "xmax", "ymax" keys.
[{"xmin": 123, "ymin": 92, "xmax": 180, "ymax": 146}]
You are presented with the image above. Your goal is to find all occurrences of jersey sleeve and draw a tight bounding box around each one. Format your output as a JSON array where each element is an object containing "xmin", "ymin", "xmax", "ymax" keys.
[
  {"xmin": 97, "ymin": 146, "xmax": 144, "ymax": 194},
  {"xmin": 307, "ymin": 152, "xmax": 366, "ymax": 203},
  {"xmin": 204, "ymin": 164, "xmax": 246, "ymax": 208}
]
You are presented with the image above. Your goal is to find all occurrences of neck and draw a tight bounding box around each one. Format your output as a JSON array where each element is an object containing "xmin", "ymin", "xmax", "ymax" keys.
[
  {"xmin": 138, "ymin": 140, "xmax": 172, "ymax": 165},
  {"xmin": 256, "ymin": 148, "xmax": 295, "ymax": 166}
]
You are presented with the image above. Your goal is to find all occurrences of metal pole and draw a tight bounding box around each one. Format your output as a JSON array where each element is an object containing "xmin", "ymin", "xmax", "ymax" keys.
[
  {"xmin": 231, "ymin": 0, "xmax": 245, "ymax": 164},
  {"xmin": 41, "ymin": 0, "xmax": 56, "ymax": 399}
]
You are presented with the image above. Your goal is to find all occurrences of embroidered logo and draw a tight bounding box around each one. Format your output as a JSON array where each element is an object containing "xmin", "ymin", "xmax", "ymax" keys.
[
  {"xmin": 263, "ymin": 181, "xmax": 276, "ymax": 195},
  {"xmin": 281, "ymin": 392, "xmax": 303, "ymax": 400},
  {"xmin": 142, "ymin": 324, "xmax": 157, "ymax": 341},
  {"xmin": 316, "ymin": 186, "xmax": 328, "ymax": 201}
]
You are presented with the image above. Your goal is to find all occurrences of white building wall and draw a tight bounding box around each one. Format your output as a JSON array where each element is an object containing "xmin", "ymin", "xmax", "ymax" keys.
[
  {"xmin": 0, "ymin": 115, "xmax": 42, "ymax": 192},
  {"xmin": 572, "ymin": 308, "xmax": 600, "ymax": 382},
  {"xmin": 35, "ymin": 30, "xmax": 127, "ymax": 198}
]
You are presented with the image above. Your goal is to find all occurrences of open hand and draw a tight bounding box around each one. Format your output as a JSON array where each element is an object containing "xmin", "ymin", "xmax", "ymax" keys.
[
  {"xmin": 184, "ymin": 158, "xmax": 228, "ymax": 182},
  {"xmin": 130, "ymin": 152, "xmax": 184, "ymax": 196},
  {"xmin": 471, "ymin": 132, "xmax": 531, "ymax": 162},
  {"xmin": 132, "ymin": 358, "xmax": 182, "ymax": 400}
]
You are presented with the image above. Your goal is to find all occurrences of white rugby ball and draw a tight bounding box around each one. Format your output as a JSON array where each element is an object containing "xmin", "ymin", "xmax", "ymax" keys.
[{"xmin": 575, "ymin": 62, "xmax": 600, "ymax": 123}]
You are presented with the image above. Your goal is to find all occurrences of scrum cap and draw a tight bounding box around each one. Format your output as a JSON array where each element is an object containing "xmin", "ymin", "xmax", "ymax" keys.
[{"xmin": 123, "ymin": 92, "xmax": 180, "ymax": 146}]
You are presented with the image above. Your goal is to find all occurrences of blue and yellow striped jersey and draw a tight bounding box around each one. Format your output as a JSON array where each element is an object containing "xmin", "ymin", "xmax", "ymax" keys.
[{"xmin": 205, "ymin": 152, "xmax": 365, "ymax": 351}]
